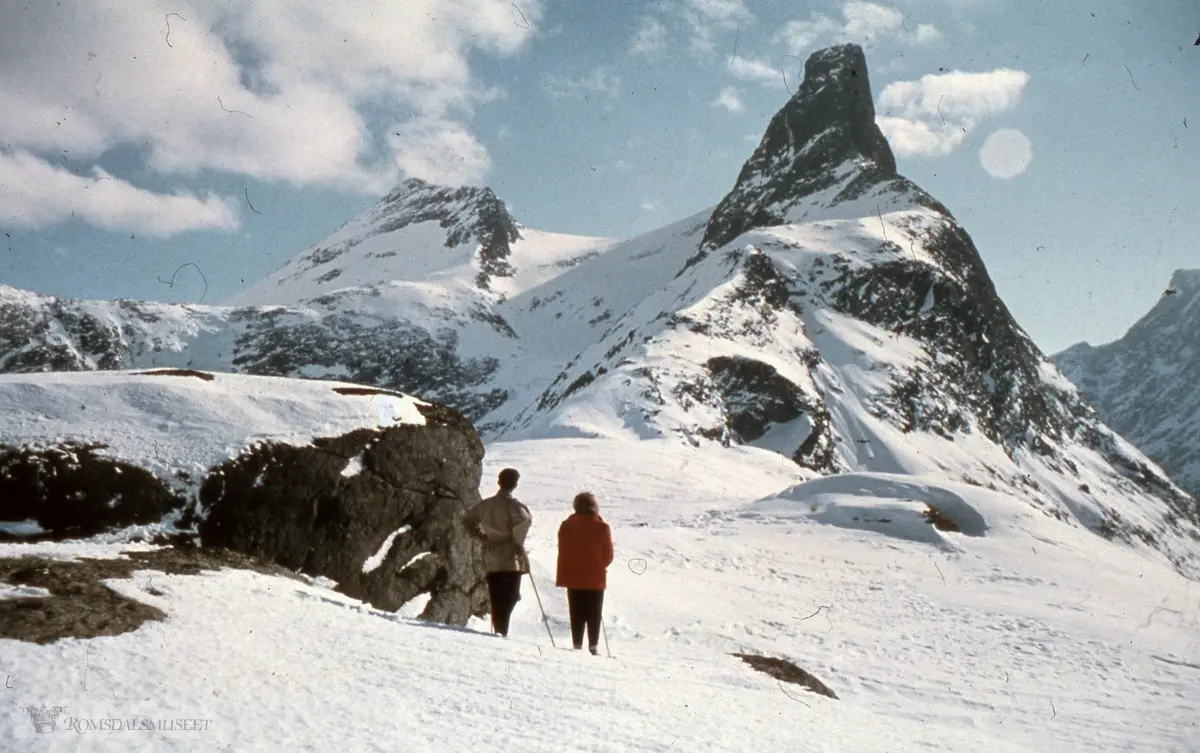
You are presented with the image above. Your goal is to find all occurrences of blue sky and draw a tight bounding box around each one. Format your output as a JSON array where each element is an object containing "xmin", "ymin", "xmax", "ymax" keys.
[{"xmin": 0, "ymin": 0, "xmax": 1196, "ymax": 355}]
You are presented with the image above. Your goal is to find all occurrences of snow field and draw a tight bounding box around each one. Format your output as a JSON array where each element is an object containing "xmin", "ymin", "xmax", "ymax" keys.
[{"xmin": 3, "ymin": 438, "xmax": 1197, "ymax": 751}]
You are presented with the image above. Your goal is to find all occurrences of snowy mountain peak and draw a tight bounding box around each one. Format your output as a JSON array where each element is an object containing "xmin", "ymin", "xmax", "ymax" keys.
[
  {"xmin": 223, "ymin": 177, "xmax": 530, "ymax": 307},
  {"xmin": 1167, "ymin": 268, "xmax": 1200, "ymax": 296},
  {"xmin": 699, "ymin": 43, "xmax": 908, "ymax": 254},
  {"xmin": 361, "ymin": 178, "xmax": 522, "ymax": 289}
]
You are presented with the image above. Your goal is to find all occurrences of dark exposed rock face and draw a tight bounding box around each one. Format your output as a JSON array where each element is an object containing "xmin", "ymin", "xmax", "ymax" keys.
[
  {"xmin": 0, "ymin": 443, "xmax": 186, "ymax": 540},
  {"xmin": 196, "ymin": 403, "xmax": 489, "ymax": 624},
  {"xmin": 0, "ymin": 398, "xmax": 492, "ymax": 626},
  {"xmin": 697, "ymin": 44, "xmax": 943, "ymax": 257},
  {"xmin": 229, "ymin": 308, "xmax": 507, "ymax": 423},
  {"xmin": 828, "ymin": 221, "xmax": 1056, "ymax": 448},
  {"xmin": 705, "ymin": 356, "xmax": 837, "ymax": 472},
  {"xmin": 0, "ymin": 290, "xmax": 218, "ymax": 373}
]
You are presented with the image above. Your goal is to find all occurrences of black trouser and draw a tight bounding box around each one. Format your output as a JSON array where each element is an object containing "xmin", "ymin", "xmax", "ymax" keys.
[
  {"xmin": 566, "ymin": 589, "xmax": 605, "ymax": 649},
  {"xmin": 486, "ymin": 571, "xmax": 522, "ymax": 636}
]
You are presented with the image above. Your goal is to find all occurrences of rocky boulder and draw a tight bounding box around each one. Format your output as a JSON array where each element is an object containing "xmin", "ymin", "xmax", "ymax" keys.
[
  {"xmin": 195, "ymin": 401, "xmax": 488, "ymax": 623},
  {"xmin": 0, "ymin": 370, "xmax": 492, "ymax": 626}
]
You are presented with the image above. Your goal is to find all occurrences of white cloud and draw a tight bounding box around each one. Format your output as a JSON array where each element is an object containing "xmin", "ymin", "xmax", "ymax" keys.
[
  {"xmin": 876, "ymin": 117, "xmax": 966, "ymax": 156},
  {"xmin": 629, "ymin": 16, "xmax": 669, "ymax": 58},
  {"xmin": 878, "ymin": 68, "xmax": 1030, "ymax": 121},
  {"xmin": 675, "ymin": 0, "xmax": 754, "ymax": 56},
  {"xmin": 387, "ymin": 118, "xmax": 491, "ymax": 187},
  {"xmin": 842, "ymin": 1, "xmax": 905, "ymax": 39},
  {"xmin": 875, "ymin": 68, "xmax": 1030, "ymax": 156},
  {"xmin": 640, "ymin": 200, "xmax": 659, "ymax": 212},
  {"xmin": 0, "ymin": 0, "xmax": 541, "ymax": 233},
  {"xmin": 780, "ymin": 1, "xmax": 940, "ymax": 53},
  {"xmin": 979, "ymin": 128, "xmax": 1033, "ymax": 179},
  {"xmin": 0, "ymin": 151, "xmax": 239, "ymax": 237},
  {"xmin": 713, "ymin": 87, "xmax": 746, "ymax": 112},
  {"xmin": 727, "ymin": 56, "xmax": 779, "ymax": 86},
  {"xmin": 544, "ymin": 67, "xmax": 623, "ymax": 99}
]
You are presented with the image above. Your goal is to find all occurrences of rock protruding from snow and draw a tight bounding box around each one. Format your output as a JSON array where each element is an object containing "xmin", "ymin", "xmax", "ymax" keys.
[
  {"xmin": 0, "ymin": 443, "xmax": 185, "ymax": 541},
  {"xmin": 0, "ymin": 370, "xmax": 490, "ymax": 626},
  {"xmin": 197, "ymin": 401, "xmax": 488, "ymax": 624},
  {"xmin": 699, "ymin": 43, "xmax": 911, "ymax": 253}
]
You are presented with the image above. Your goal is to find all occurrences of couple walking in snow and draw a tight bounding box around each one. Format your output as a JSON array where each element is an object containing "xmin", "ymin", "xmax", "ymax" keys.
[{"xmin": 462, "ymin": 468, "xmax": 614, "ymax": 654}]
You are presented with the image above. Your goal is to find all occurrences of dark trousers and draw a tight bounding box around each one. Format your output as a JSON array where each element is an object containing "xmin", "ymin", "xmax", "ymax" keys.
[
  {"xmin": 566, "ymin": 589, "xmax": 605, "ymax": 648},
  {"xmin": 486, "ymin": 571, "xmax": 522, "ymax": 636}
]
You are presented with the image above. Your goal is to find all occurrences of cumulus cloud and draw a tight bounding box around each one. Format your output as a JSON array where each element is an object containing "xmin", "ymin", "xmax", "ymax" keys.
[
  {"xmin": 387, "ymin": 118, "xmax": 491, "ymax": 187},
  {"xmin": 878, "ymin": 68, "xmax": 1031, "ymax": 121},
  {"xmin": 0, "ymin": 0, "xmax": 540, "ymax": 234},
  {"xmin": 0, "ymin": 151, "xmax": 240, "ymax": 237},
  {"xmin": 727, "ymin": 56, "xmax": 779, "ymax": 86},
  {"xmin": 713, "ymin": 87, "xmax": 746, "ymax": 112},
  {"xmin": 875, "ymin": 117, "xmax": 966, "ymax": 156},
  {"xmin": 875, "ymin": 68, "xmax": 1030, "ymax": 156},
  {"xmin": 780, "ymin": 1, "xmax": 940, "ymax": 52}
]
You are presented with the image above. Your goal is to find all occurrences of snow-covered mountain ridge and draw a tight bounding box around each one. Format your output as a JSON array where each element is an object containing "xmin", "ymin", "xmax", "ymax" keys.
[
  {"xmin": 1051, "ymin": 268, "xmax": 1200, "ymax": 501},
  {"xmin": 1, "ymin": 44, "xmax": 1197, "ymax": 576}
]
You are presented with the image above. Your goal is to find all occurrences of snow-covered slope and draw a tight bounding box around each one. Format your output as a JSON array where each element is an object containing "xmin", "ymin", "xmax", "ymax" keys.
[
  {"xmin": 1051, "ymin": 269, "xmax": 1200, "ymax": 500},
  {"xmin": 2, "ymin": 438, "xmax": 1198, "ymax": 751},
  {"xmin": 1, "ymin": 44, "xmax": 1197, "ymax": 576}
]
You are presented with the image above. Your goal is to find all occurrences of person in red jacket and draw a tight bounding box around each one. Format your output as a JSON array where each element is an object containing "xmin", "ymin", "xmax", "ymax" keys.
[{"xmin": 555, "ymin": 491, "xmax": 614, "ymax": 655}]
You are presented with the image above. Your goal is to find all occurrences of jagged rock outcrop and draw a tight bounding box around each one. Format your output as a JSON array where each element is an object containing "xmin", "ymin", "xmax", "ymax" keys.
[
  {"xmin": 495, "ymin": 43, "xmax": 1198, "ymax": 575},
  {"xmin": 697, "ymin": 43, "xmax": 944, "ymax": 257}
]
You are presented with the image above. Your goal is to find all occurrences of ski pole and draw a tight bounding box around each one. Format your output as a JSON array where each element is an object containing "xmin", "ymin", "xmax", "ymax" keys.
[
  {"xmin": 525, "ymin": 567, "xmax": 556, "ymax": 648},
  {"xmin": 601, "ymin": 617, "xmax": 612, "ymax": 658}
]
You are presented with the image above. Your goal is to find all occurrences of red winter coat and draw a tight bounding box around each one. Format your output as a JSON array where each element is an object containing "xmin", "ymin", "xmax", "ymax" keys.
[{"xmin": 555, "ymin": 513, "xmax": 614, "ymax": 590}]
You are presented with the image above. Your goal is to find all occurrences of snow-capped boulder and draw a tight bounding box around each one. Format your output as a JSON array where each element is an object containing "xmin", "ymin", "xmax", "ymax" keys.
[{"xmin": 0, "ymin": 369, "xmax": 490, "ymax": 625}]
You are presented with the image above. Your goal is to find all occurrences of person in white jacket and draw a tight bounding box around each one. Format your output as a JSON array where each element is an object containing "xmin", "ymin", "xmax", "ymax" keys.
[{"xmin": 462, "ymin": 468, "xmax": 532, "ymax": 636}]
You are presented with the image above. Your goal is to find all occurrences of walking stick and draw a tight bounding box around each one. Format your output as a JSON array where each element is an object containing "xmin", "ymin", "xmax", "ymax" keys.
[
  {"xmin": 526, "ymin": 569, "xmax": 556, "ymax": 648},
  {"xmin": 519, "ymin": 546, "xmax": 556, "ymax": 648}
]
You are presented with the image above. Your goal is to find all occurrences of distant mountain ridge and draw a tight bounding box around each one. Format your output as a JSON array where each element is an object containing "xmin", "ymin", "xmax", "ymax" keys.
[
  {"xmin": 1051, "ymin": 268, "xmax": 1200, "ymax": 502},
  {"xmin": 1, "ymin": 44, "xmax": 1197, "ymax": 576}
]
